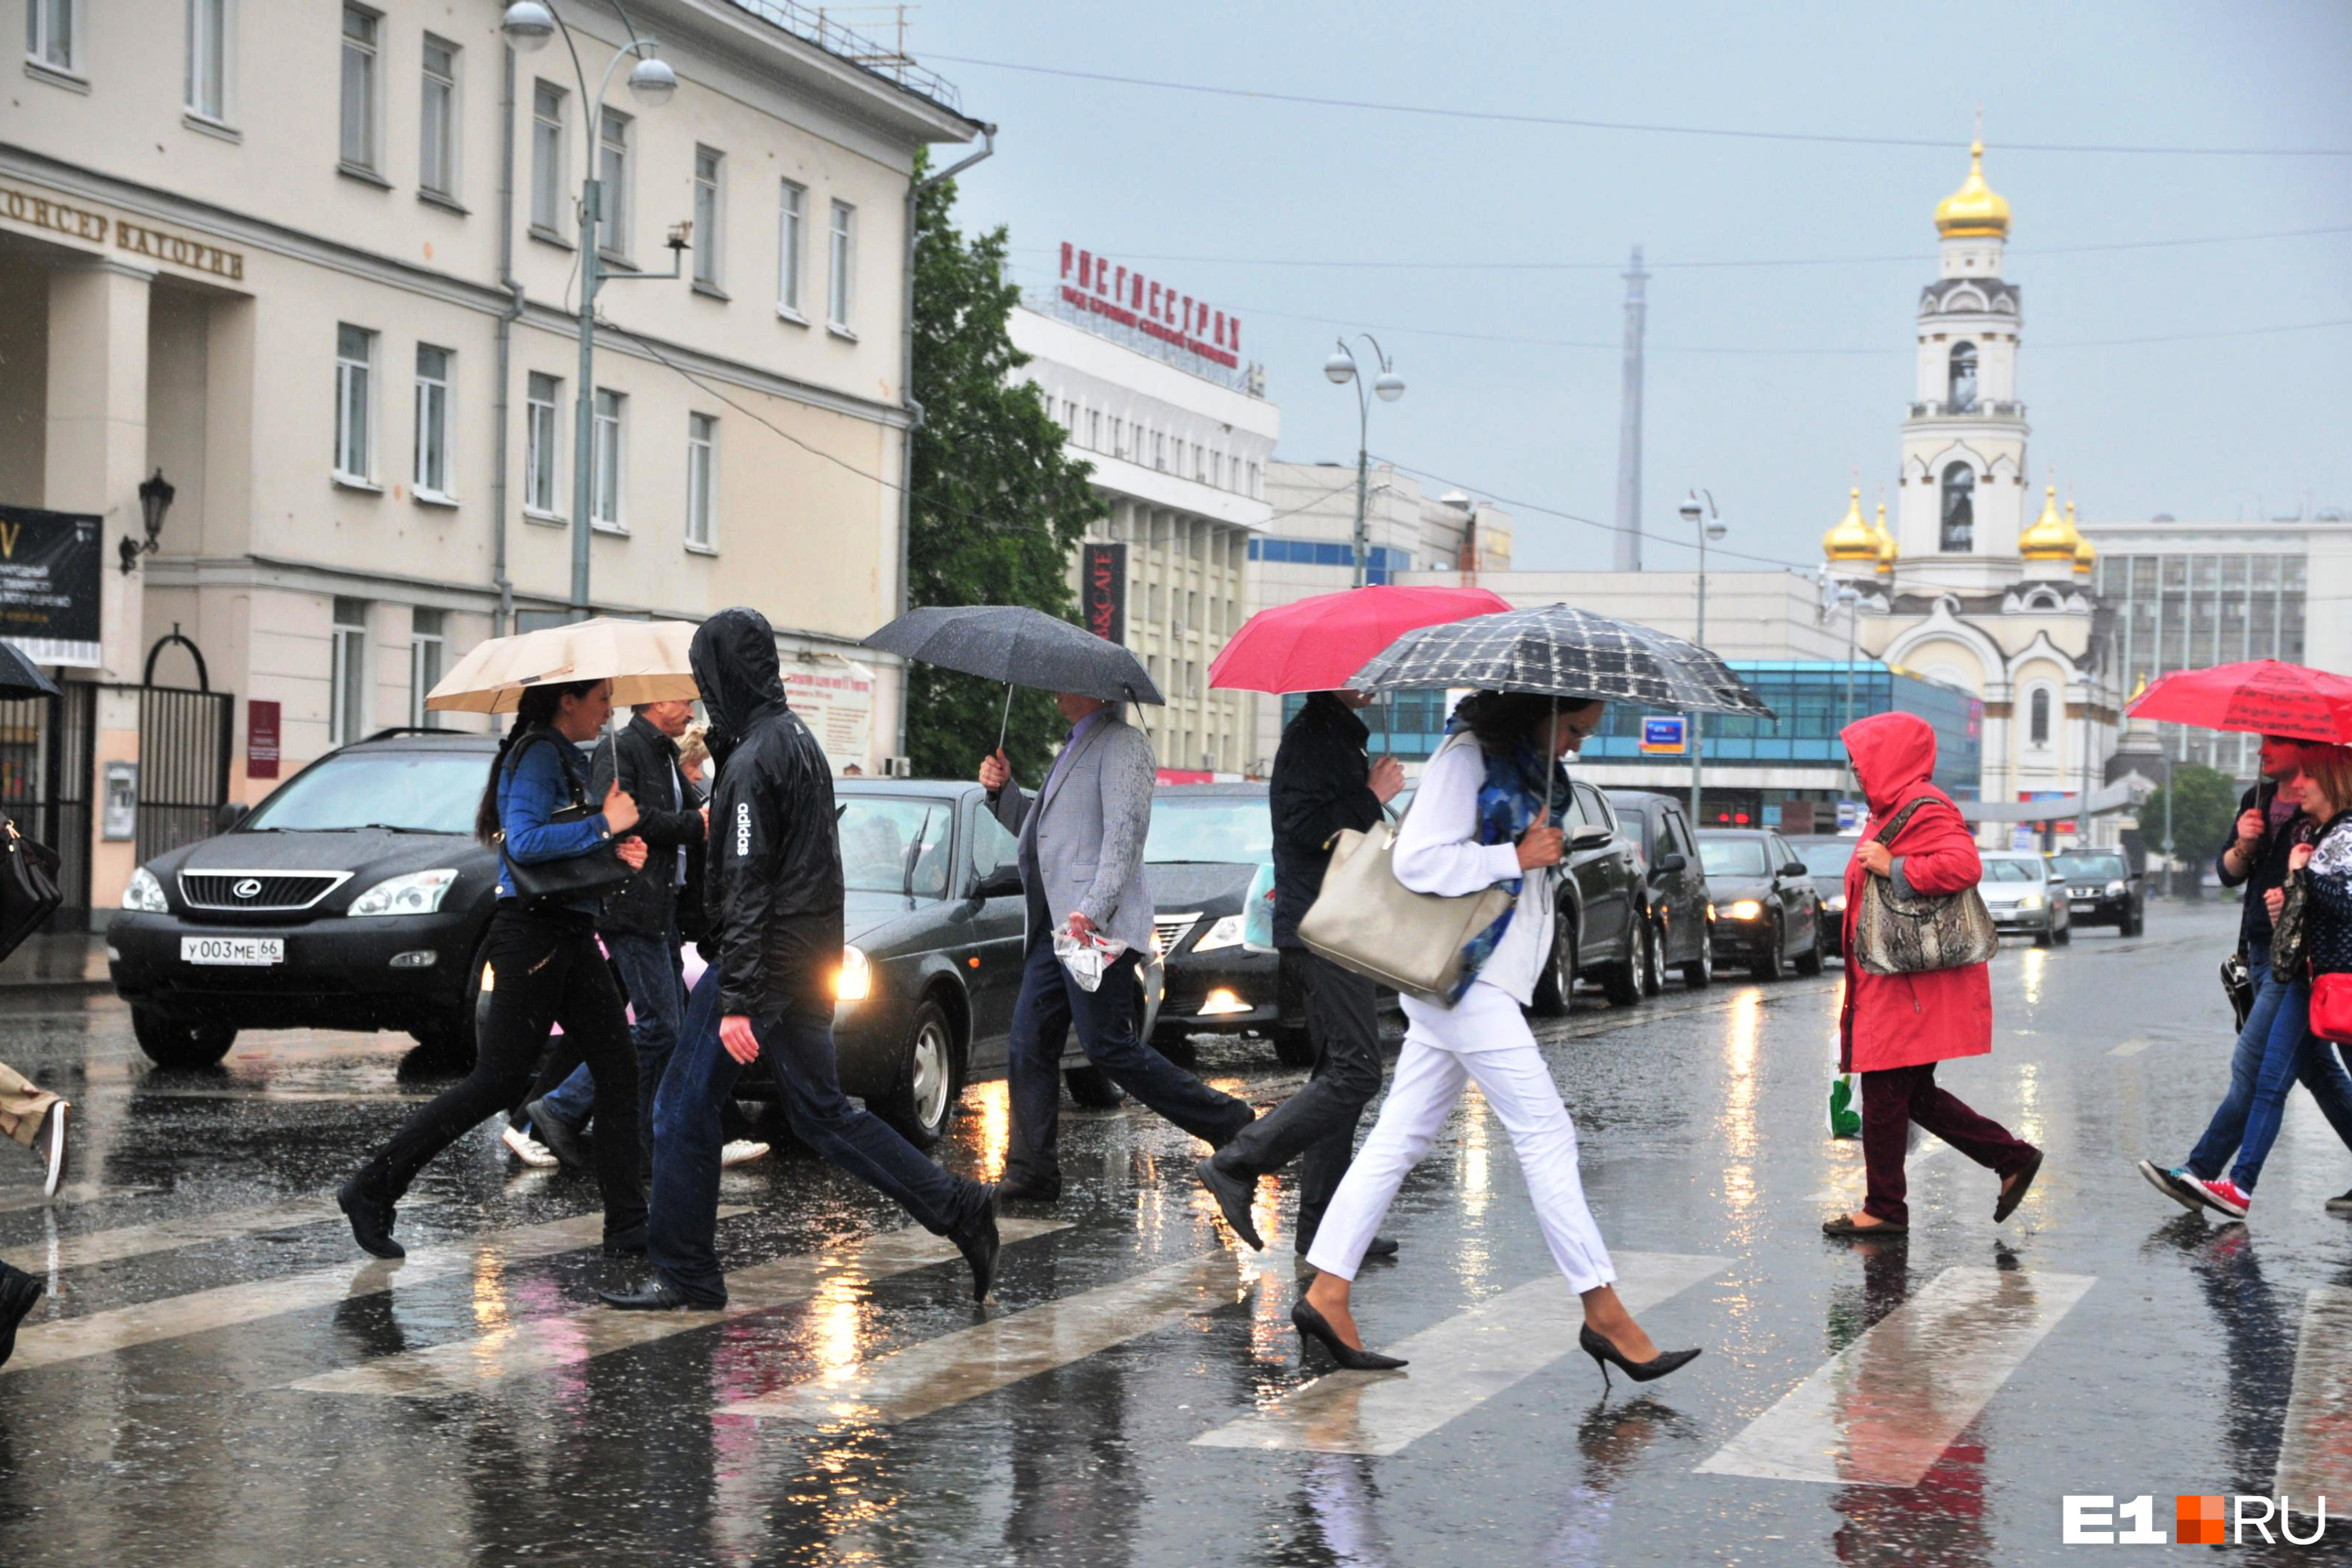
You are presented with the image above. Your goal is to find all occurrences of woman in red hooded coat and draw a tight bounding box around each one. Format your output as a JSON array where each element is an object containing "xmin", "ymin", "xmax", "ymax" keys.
[{"xmin": 1825, "ymin": 712, "xmax": 2044, "ymax": 1236}]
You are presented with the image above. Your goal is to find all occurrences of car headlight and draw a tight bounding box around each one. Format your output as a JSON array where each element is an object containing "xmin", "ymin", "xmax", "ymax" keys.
[
  {"xmin": 1199, "ymin": 988, "xmax": 1251, "ymax": 1016},
  {"xmin": 834, "ymin": 944, "xmax": 872, "ymax": 1004},
  {"xmin": 1192, "ymin": 913, "xmax": 1247, "ymax": 953},
  {"xmin": 1726, "ymin": 899, "xmax": 1764, "ymax": 921},
  {"xmin": 2107, "ymin": 879, "xmax": 2127, "ymax": 896},
  {"xmin": 121, "ymin": 866, "xmax": 168, "ymax": 913},
  {"xmin": 1824, "ymin": 894, "xmax": 1847, "ymax": 914},
  {"xmin": 346, "ymin": 869, "xmax": 459, "ymax": 917},
  {"xmin": 2017, "ymin": 893, "xmax": 2042, "ymax": 910}
]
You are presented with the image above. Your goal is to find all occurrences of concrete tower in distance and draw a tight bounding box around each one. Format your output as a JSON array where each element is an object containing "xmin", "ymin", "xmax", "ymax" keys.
[{"xmin": 1612, "ymin": 245, "xmax": 1649, "ymax": 571}]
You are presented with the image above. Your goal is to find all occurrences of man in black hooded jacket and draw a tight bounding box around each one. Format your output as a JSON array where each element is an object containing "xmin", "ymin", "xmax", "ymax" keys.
[{"xmin": 599, "ymin": 608, "xmax": 1000, "ymax": 1310}]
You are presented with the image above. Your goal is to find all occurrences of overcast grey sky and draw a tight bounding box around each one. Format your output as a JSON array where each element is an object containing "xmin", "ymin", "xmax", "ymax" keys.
[{"xmin": 902, "ymin": 1, "xmax": 2352, "ymax": 574}]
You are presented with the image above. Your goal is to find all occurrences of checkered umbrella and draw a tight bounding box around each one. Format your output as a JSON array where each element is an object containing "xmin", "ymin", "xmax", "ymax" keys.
[{"xmin": 1344, "ymin": 603, "xmax": 1776, "ymax": 717}]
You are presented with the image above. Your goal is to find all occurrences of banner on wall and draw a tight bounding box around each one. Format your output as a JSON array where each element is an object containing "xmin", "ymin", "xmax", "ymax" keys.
[
  {"xmin": 1081, "ymin": 543, "xmax": 1127, "ymax": 645},
  {"xmin": 783, "ymin": 655, "xmax": 876, "ymax": 772},
  {"xmin": 0, "ymin": 506, "xmax": 101, "ymax": 668}
]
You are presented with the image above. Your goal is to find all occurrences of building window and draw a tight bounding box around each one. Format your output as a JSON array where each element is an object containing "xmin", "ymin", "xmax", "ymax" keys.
[
  {"xmin": 597, "ymin": 110, "xmax": 632, "ymax": 261},
  {"xmin": 685, "ymin": 413, "xmax": 716, "ymax": 550},
  {"xmin": 419, "ymin": 35, "xmax": 458, "ymax": 198},
  {"xmin": 1111, "ymin": 416, "xmax": 1126, "ymax": 458},
  {"xmin": 2027, "ymin": 687, "xmax": 2052, "ymax": 746},
  {"xmin": 1086, "ymin": 409, "xmax": 1101, "ymax": 450},
  {"xmin": 689, "ymin": 146, "xmax": 724, "ymax": 289},
  {"xmin": 339, "ymin": 7, "xmax": 379, "ymax": 174},
  {"xmin": 591, "ymin": 388, "xmax": 624, "ymax": 527},
  {"xmin": 827, "ymin": 200, "xmax": 855, "ymax": 330},
  {"xmin": 524, "ymin": 372, "xmax": 559, "ymax": 514},
  {"xmin": 776, "ymin": 180, "xmax": 805, "ymax": 316},
  {"xmin": 1939, "ymin": 462, "xmax": 1975, "ymax": 552},
  {"xmin": 412, "ymin": 344, "xmax": 452, "ymax": 499},
  {"xmin": 409, "ymin": 608, "xmax": 444, "ymax": 728},
  {"xmin": 330, "ymin": 598, "xmax": 368, "ymax": 748},
  {"xmin": 27, "ymin": 0, "xmax": 80, "ymax": 75},
  {"xmin": 334, "ymin": 324, "xmax": 376, "ymax": 481},
  {"xmin": 1948, "ymin": 341, "xmax": 1977, "ymax": 412},
  {"xmin": 185, "ymin": 0, "xmax": 230, "ymax": 121},
  {"xmin": 529, "ymin": 82, "xmax": 566, "ymax": 237}
]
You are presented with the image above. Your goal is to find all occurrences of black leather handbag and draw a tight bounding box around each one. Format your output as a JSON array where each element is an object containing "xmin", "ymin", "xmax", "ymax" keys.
[
  {"xmin": 0, "ymin": 816, "xmax": 63, "ymax": 964},
  {"xmin": 495, "ymin": 731, "xmax": 632, "ymax": 908}
]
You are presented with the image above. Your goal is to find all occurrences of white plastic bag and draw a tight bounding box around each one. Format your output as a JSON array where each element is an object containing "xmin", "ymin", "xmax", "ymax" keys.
[{"xmin": 1052, "ymin": 928, "xmax": 1129, "ymax": 993}]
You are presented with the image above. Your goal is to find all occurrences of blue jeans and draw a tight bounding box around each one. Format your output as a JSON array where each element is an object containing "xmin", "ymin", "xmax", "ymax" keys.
[
  {"xmin": 535, "ymin": 928, "xmax": 683, "ymax": 1161},
  {"xmin": 2186, "ymin": 949, "xmax": 2352, "ymax": 1191},
  {"xmin": 1003, "ymin": 933, "xmax": 1253, "ymax": 1192},
  {"xmin": 646, "ymin": 964, "xmax": 987, "ymax": 1306}
]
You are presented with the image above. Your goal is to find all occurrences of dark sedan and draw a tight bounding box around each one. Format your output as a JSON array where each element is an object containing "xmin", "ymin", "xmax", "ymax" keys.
[
  {"xmin": 1789, "ymin": 834, "xmax": 1860, "ymax": 959},
  {"xmin": 1142, "ymin": 783, "xmax": 1284, "ymax": 1054},
  {"xmin": 1606, "ymin": 789, "xmax": 1715, "ymax": 989},
  {"xmin": 2049, "ymin": 851, "xmax": 2145, "ymax": 935},
  {"xmin": 1697, "ymin": 828, "xmax": 1825, "ymax": 979}
]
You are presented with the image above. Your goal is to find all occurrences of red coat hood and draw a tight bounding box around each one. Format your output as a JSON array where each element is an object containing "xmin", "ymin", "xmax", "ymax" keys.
[{"xmin": 1842, "ymin": 712, "xmax": 1940, "ymax": 814}]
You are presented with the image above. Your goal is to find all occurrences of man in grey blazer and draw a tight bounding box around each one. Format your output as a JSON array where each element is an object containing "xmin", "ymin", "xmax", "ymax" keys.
[{"xmin": 980, "ymin": 693, "xmax": 1254, "ymax": 1201}]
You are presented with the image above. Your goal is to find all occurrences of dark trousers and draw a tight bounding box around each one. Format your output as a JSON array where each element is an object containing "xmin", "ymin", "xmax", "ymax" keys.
[
  {"xmin": 647, "ymin": 964, "xmax": 986, "ymax": 1305},
  {"xmin": 1217, "ymin": 949, "xmax": 1383, "ymax": 1252},
  {"xmin": 1860, "ymin": 1062, "xmax": 2036, "ymax": 1226},
  {"xmin": 533, "ymin": 926, "xmax": 684, "ymax": 1167},
  {"xmin": 1004, "ymin": 932, "xmax": 1253, "ymax": 1192},
  {"xmin": 358, "ymin": 905, "xmax": 645, "ymax": 1237}
]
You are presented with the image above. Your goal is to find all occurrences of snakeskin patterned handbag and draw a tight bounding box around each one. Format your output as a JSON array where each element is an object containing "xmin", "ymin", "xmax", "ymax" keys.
[{"xmin": 1851, "ymin": 797, "xmax": 1999, "ymax": 976}]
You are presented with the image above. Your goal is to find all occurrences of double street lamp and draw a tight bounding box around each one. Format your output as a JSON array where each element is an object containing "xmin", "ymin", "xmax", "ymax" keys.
[
  {"xmin": 1323, "ymin": 337, "xmax": 1405, "ymax": 589},
  {"xmin": 1679, "ymin": 489, "xmax": 1725, "ymax": 826},
  {"xmin": 502, "ymin": 2, "xmax": 684, "ymax": 620}
]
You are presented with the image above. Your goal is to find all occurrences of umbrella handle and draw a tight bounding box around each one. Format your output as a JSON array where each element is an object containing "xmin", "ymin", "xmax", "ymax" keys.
[{"xmin": 998, "ymin": 681, "xmax": 1014, "ymax": 755}]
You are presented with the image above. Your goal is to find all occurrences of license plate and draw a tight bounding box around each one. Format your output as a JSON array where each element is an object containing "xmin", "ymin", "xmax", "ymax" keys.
[{"xmin": 181, "ymin": 935, "xmax": 284, "ymax": 966}]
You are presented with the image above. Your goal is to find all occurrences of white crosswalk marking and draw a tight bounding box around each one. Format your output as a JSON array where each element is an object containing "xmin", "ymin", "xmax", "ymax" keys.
[
  {"xmin": 2, "ymin": 1194, "xmax": 442, "ymax": 1272},
  {"xmin": 2273, "ymin": 1286, "xmax": 2352, "ymax": 1506},
  {"xmin": 718, "ymin": 1250, "xmax": 1247, "ymax": 1428},
  {"xmin": 2107, "ymin": 1037, "xmax": 2152, "ymax": 1058},
  {"xmin": 0, "ymin": 1182, "xmax": 159, "ymax": 1214},
  {"xmin": 1192, "ymin": 1251, "xmax": 1729, "ymax": 1457},
  {"xmin": 1, "ymin": 1207, "xmax": 746, "ymax": 1376},
  {"xmin": 1697, "ymin": 1265, "xmax": 2095, "ymax": 1487},
  {"xmin": 291, "ymin": 1218, "xmax": 1070, "ymax": 1396}
]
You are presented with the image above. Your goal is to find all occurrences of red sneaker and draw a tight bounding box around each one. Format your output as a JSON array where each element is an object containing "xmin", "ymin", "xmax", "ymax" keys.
[{"xmin": 2191, "ymin": 1176, "xmax": 2251, "ymax": 1220}]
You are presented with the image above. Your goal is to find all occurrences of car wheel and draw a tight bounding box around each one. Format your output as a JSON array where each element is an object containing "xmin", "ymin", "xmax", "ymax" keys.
[
  {"xmin": 875, "ymin": 997, "xmax": 964, "ymax": 1149},
  {"xmin": 1272, "ymin": 1024, "xmax": 1317, "ymax": 1069},
  {"xmin": 409, "ymin": 936, "xmax": 490, "ymax": 1073},
  {"xmin": 1152, "ymin": 1030, "xmax": 1200, "ymax": 1069},
  {"xmin": 1064, "ymin": 1064, "xmax": 1125, "ymax": 1109},
  {"xmin": 2055, "ymin": 919, "xmax": 2072, "ymax": 946},
  {"xmin": 2122, "ymin": 907, "xmax": 2143, "ymax": 937},
  {"xmin": 1682, "ymin": 938, "xmax": 1714, "ymax": 989},
  {"xmin": 131, "ymin": 1007, "xmax": 235, "ymax": 1069},
  {"xmin": 1750, "ymin": 919, "xmax": 1785, "ymax": 981},
  {"xmin": 1793, "ymin": 916, "xmax": 1825, "ymax": 977},
  {"xmin": 1640, "ymin": 918, "xmax": 1668, "ymax": 996},
  {"xmin": 2033, "ymin": 923, "xmax": 2053, "ymax": 948},
  {"xmin": 1599, "ymin": 926, "xmax": 1644, "ymax": 1007},
  {"xmin": 1531, "ymin": 910, "xmax": 1578, "ymax": 1016}
]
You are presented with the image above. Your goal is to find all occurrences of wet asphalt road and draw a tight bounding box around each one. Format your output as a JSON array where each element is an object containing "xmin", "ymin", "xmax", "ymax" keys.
[{"xmin": 4, "ymin": 900, "xmax": 2352, "ymax": 1566}]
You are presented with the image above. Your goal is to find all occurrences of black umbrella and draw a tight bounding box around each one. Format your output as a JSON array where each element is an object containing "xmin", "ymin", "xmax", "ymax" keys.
[
  {"xmin": 1344, "ymin": 603, "xmax": 1774, "ymax": 717},
  {"xmin": 864, "ymin": 605, "xmax": 1165, "ymax": 750},
  {"xmin": 0, "ymin": 641, "xmax": 60, "ymax": 701}
]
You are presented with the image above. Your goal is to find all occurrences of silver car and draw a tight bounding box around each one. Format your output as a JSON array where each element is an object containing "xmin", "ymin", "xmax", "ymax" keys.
[{"xmin": 1977, "ymin": 851, "xmax": 2071, "ymax": 946}]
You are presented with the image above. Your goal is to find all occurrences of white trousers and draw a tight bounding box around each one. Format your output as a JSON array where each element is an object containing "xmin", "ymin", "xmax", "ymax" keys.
[{"xmin": 1304, "ymin": 982, "xmax": 1616, "ymax": 1294}]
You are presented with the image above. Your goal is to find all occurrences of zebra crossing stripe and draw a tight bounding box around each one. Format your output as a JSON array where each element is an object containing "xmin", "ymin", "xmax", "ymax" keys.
[
  {"xmin": 717, "ymin": 1250, "xmax": 1245, "ymax": 1428},
  {"xmin": 1192, "ymin": 1250, "xmax": 1730, "ymax": 1457},
  {"xmin": 2, "ymin": 1194, "xmax": 443, "ymax": 1272},
  {"xmin": 0, "ymin": 1183, "xmax": 160, "ymax": 1214},
  {"xmin": 1695, "ymin": 1265, "xmax": 2095, "ymax": 1486},
  {"xmin": 1, "ymin": 1207, "xmax": 746, "ymax": 1377},
  {"xmin": 290, "ymin": 1218, "xmax": 1069, "ymax": 1396},
  {"xmin": 2273, "ymin": 1285, "xmax": 2352, "ymax": 1507}
]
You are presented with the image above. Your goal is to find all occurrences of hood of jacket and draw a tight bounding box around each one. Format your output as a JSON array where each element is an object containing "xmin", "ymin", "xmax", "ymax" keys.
[
  {"xmin": 691, "ymin": 607, "xmax": 788, "ymax": 767},
  {"xmin": 1842, "ymin": 711, "xmax": 1940, "ymax": 814}
]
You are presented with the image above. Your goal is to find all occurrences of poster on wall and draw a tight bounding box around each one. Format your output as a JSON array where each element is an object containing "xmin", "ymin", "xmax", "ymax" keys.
[
  {"xmin": 247, "ymin": 700, "xmax": 282, "ymax": 780},
  {"xmin": 783, "ymin": 655, "xmax": 876, "ymax": 773},
  {"xmin": 1081, "ymin": 543, "xmax": 1127, "ymax": 645},
  {"xmin": 0, "ymin": 506, "xmax": 102, "ymax": 669}
]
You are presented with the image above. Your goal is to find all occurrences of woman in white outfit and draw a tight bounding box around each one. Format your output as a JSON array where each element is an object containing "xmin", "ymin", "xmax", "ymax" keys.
[{"xmin": 1297, "ymin": 692, "xmax": 1700, "ymax": 1388}]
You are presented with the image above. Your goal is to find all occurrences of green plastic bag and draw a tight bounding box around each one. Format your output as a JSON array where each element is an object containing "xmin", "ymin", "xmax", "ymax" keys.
[{"xmin": 1828, "ymin": 1073, "xmax": 1862, "ymax": 1140}]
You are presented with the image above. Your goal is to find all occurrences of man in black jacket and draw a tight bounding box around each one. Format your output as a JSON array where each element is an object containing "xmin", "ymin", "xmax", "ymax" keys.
[
  {"xmin": 523, "ymin": 700, "xmax": 705, "ymax": 1169},
  {"xmin": 1196, "ymin": 691, "xmax": 1403, "ymax": 1258},
  {"xmin": 599, "ymin": 608, "xmax": 999, "ymax": 1311}
]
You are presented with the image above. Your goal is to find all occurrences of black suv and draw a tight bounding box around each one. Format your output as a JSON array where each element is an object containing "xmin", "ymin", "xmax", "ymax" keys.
[
  {"xmin": 1605, "ymin": 789, "xmax": 1715, "ymax": 988},
  {"xmin": 2049, "ymin": 851, "xmax": 2146, "ymax": 936}
]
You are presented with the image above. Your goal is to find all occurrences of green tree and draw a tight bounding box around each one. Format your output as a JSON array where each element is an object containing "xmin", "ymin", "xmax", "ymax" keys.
[
  {"xmin": 2140, "ymin": 761, "xmax": 2239, "ymax": 898},
  {"xmin": 902, "ymin": 154, "xmax": 1105, "ymax": 782}
]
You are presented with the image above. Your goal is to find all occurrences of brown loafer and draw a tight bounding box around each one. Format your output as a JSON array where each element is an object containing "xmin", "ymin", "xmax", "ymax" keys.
[
  {"xmin": 1994, "ymin": 1148, "xmax": 2045, "ymax": 1224},
  {"xmin": 1822, "ymin": 1214, "xmax": 1907, "ymax": 1237}
]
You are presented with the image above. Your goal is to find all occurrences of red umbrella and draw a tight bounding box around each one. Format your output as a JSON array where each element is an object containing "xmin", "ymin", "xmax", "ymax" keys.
[
  {"xmin": 2125, "ymin": 659, "xmax": 2352, "ymax": 743},
  {"xmin": 1208, "ymin": 585, "xmax": 1515, "ymax": 694}
]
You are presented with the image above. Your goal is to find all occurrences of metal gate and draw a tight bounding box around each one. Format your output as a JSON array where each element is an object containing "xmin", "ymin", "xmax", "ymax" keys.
[
  {"xmin": 134, "ymin": 630, "xmax": 233, "ymax": 869},
  {"xmin": 0, "ymin": 683, "xmax": 95, "ymax": 929}
]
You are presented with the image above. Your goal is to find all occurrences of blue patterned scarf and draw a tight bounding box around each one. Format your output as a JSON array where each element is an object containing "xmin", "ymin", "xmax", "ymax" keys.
[{"xmin": 1443, "ymin": 719, "xmax": 1573, "ymax": 1001}]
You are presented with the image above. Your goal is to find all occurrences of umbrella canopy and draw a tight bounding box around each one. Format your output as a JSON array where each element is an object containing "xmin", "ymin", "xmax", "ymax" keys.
[
  {"xmin": 0, "ymin": 641, "xmax": 60, "ymax": 701},
  {"xmin": 425, "ymin": 617, "xmax": 701, "ymax": 714},
  {"xmin": 1207, "ymin": 585, "xmax": 1514, "ymax": 694},
  {"xmin": 863, "ymin": 605, "xmax": 1164, "ymax": 705},
  {"xmin": 1344, "ymin": 602, "xmax": 1775, "ymax": 717},
  {"xmin": 2125, "ymin": 659, "xmax": 2352, "ymax": 743}
]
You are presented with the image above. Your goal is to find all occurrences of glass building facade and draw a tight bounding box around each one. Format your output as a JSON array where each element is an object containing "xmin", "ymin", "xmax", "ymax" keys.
[{"xmin": 2096, "ymin": 550, "xmax": 2307, "ymax": 775}]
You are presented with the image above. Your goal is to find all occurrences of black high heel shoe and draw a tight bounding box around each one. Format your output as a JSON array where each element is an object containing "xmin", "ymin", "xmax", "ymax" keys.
[
  {"xmin": 1579, "ymin": 1324, "xmax": 1699, "ymax": 1391},
  {"xmin": 1292, "ymin": 1300, "xmax": 1408, "ymax": 1371}
]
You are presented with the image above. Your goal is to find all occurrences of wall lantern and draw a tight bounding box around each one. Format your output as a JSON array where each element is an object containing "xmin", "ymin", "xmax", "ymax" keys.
[{"xmin": 123, "ymin": 469, "xmax": 174, "ymax": 575}]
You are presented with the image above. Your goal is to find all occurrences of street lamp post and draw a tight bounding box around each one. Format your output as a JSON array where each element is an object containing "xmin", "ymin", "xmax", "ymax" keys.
[
  {"xmin": 503, "ymin": 2, "xmax": 682, "ymax": 620},
  {"xmin": 1679, "ymin": 490, "xmax": 1725, "ymax": 826},
  {"xmin": 1837, "ymin": 583, "xmax": 1861, "ymax": 733},
  {"xmin": 1323, "ymin": 337, "xmax": 1405, "ymax": 589}
]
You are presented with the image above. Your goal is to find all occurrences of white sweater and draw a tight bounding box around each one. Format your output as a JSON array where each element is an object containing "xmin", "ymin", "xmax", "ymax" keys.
[{"xmin": 1392, "ymin": 735, "xmax": 1557, "ymax": 1007}]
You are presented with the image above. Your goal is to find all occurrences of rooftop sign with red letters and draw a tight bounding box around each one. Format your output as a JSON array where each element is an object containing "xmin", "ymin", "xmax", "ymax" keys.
[{"xmin": 1058, "ymin": 244, "xmax": 1240, "ymax": 370}]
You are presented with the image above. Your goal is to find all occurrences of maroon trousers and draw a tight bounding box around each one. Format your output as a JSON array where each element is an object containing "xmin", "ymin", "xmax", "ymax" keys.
[{"xmin": 1861, "ymin": 1062, "xmax": 2036, "ymax": 1226}]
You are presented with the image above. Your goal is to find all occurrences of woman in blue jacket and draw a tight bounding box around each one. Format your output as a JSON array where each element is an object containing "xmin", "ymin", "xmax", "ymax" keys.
[{"xmin": 339, "ymin": 679, "xmax": 651, "ymax": 1258}]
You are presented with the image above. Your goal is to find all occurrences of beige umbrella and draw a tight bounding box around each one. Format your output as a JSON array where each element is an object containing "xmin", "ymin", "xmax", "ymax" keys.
[{"xmin": 425, "ymin": 617, "xmax": 701, "ymax": 714}]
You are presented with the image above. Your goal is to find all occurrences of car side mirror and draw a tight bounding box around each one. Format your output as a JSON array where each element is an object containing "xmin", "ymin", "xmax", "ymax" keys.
[
  {"xmin": 974, "ymin": 862, "xmax": 1025, "ymax": 899},
  {"xmin": 1569, "ymin": 824, "xmax": 1613, "ymax": 850},
  {"xmin": 1653, "ymin": 851, "xmax": 1686, "ymax": 876},
  {"xmin": 1780, "ymin": 860, "xmax": 1807, "ymax": 877},
  {"xmin": 214, "ymin": 801, "xmax": 252, "ymax": 833}
]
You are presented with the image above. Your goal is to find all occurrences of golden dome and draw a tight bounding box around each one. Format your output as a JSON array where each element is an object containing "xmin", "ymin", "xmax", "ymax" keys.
[
  {"xmin": 1934, "ymin": 140, "xmax": 2011, "ymax": 239},
  {"xmin": 1873, "ymin": 495, "xmax": 1898, "ymax": 576},
  {"xmin": 1823, "ymin": 485, "xmax": 1878, "ymax": 564},
  {"xmin": 2068, "ymin": 499, "xmax": 2096, "ymax": 576},
  {"xmin": 2020, "ymin": 483, "xmax": 2079, "ymax": 561}
]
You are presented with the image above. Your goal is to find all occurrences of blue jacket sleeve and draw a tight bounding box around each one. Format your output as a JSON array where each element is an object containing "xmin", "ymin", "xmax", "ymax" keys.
[{"xmin": 502, "ymin": 742, "xmax": 612, "ymax": 865}]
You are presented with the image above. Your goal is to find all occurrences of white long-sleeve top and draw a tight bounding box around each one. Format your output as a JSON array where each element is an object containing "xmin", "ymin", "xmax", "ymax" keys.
[{"xmin": 1392, "ymin": 735, "xmax": 1557, "ymax": 1007}]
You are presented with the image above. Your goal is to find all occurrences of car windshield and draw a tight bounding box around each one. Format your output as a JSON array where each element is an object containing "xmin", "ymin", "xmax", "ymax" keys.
[
  {"xmin": 838, "ymin": 797, "xmax": 953, "ymax": 898},
  {"xmin": 2051, "ymin": 855, "xmax": 2127, "ymax": 880},
  {"xmin": 1798, "ymin": 840, "xmax": 1856, "ymax": 878},
  {"xmin": 238, "ymin": 750, "xmax": 488, "ymax": 834},
  {"xmin": 1145, "ymin": 798, "xmax": 1272, "ymax": 865},
  {"xmin": 1983, "ymin": 858, "xmax": 2042, "ymax": 883},
  {"xmin": 1698, "ymin": 837, "xmax": 1769, "ymax": 877}
]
